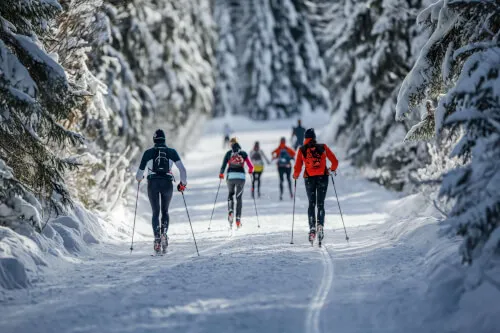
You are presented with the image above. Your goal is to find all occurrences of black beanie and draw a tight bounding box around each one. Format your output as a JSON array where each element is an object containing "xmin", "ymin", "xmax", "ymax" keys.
[
  {"xmin": 153, "ymin": 129, "xmax": 165, "ymax": 142},
  {"xmin": 305, "ymin": 128, "xmax": 316, "ymax": 139}
]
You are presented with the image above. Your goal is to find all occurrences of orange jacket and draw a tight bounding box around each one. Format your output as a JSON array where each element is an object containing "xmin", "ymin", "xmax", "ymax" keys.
[
  {"xmin": 272, "ymin": 144, "xmax": 296, "ymax": 161},
  {"xmin": 293, "ymin": 139, "xmax": 338, "ymax": 178}
]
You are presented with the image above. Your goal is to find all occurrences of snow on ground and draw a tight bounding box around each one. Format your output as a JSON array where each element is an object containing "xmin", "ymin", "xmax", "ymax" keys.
[{"xmin": 1, "ymin": 117, "xmax": 499, "ymax": 333}]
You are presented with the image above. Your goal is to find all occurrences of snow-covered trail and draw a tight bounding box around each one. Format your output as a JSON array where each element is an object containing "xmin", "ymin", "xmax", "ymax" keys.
[{"xmin": 1, "ymin": 122, "xmax": 440, "ymax": 333}]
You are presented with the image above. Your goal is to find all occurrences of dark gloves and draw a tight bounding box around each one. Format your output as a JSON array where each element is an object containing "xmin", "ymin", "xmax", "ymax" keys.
[{"xmin": 177, "ymin": 183, "xmax": 186, "ymax": 192}]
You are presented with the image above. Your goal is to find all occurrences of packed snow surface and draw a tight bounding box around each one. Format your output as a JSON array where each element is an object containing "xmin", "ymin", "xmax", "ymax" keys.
[{"xmin": 1, "ymin": 118, "xmax": 498, "ymax": 332}]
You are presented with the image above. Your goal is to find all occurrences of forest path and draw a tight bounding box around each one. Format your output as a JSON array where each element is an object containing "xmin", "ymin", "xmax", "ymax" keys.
[{"xmin": 0, "ymin": 120, "xmax": 435, "ymax": 333}]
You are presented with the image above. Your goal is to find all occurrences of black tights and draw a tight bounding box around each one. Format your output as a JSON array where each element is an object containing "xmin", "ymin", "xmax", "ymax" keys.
[
  {"xmin": 252, "ymin": 172, "xmax": 262, "ymax": 194},
  {"xmin": 278, "ymin": 167, "xmax": 292, "ymax": 197},
  {"xmin": 304, "ymin": 175, "xmax": 329, "ymax": 230}
]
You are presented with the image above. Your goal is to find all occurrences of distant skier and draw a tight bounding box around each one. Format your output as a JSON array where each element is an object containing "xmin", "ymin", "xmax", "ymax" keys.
[
  {"xmin": 272, "ymin": 137, "xmax": 296, "ymax": 201},
  {"xmin": 223, "ymin": 124, "xmax": 233, "ymax": 148},
  {"xmin": 291, "ymin": 119, "xmax": 306, "ymax": 150},
  {"xmin": 219, "ymin": 138, "xmax": 254, "ymax": 229},
  {"xmin": 136, "ymin": 129, "xmax": 187, "ymax": 254},
  {"xmin": 249, "ymin": 141, "xmax": 271, "ymax": 198},
  {"xmin": 293, "ymin": 128, "xmax": 338, "ymax": 245}
]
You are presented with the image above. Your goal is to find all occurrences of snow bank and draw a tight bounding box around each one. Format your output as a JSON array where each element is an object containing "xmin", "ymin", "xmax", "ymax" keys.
[
  {"xmin": 0, "ymin": 204, "xmax": 117, "ymax": 292},
  {"xmin": 385, "ymin": 192, "xmax": 500, "ymax": 332}
]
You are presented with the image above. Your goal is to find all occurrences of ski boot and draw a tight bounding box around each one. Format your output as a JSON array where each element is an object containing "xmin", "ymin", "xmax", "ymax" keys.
[
  {"xmin": 161, "ymin": 233, "xmax": 168, "ymax": 254},
  {"xmin": 236, "ymin": 218, "xmax": 242, "ymax": 229},
  {"xmin": 308, "ymin": 228, "xmax": 316, "ymax": 245},
  {"xmin": 154, "ymin": 237, "xmax": 161, "ymax": 255},
  {"xmin": 317, "ymin": 225, "xmax": 324, "ymax": 247},
  {"xmin": 228, "ymin": 210, "xmax": 234, "ymax": 229}
]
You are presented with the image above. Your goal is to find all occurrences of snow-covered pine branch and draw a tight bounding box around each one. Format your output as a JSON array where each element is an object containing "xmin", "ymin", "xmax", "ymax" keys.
[{"xmin": 396, "ymin": 0, "xmax": 500, "ymax": 265}]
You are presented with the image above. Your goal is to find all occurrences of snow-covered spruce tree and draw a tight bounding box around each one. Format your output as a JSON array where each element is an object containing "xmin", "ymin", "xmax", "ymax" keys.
[
  {"xmin": 47, "ymin": 0, "xmax": 215, "ymax": 210},
  {"xmin": 0, "ymin": 0, "xmax": 84, "ymax": 218},
  {"xmin": 235, "ymin": 0, "xmax": 329, "ymax": 120},
  {"xmin": 213, "ymin": 0, "xmax": 237, "ymax": 117},
  {"xmin": 306, "ymin": 0, "xmax": 432, "ymax": 190},
  {"xmin": 90, "ymin": 0, "xmax": 215, "ymax": 150},
  {"xmin": 396, "ymin": 0, "xmax": 500, "ymax": 264}
]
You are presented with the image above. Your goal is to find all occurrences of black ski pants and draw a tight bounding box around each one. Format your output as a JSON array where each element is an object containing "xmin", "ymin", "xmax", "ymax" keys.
[
  {"xmin": 278, "ymin": 166, "xmax": 293, "ymax": 196},
  {"xmin": 227, "ymin": 179, "xmax": 245, "ymax": 219},
  {"xmin": 147, "ymin": 178, "xmax": 173, "ymax": 239},
  {"xmin": 252, "ymin": 171, "xmax": 262, "ymax": 194},
  {"xmin": 304, "ymin": 175, "xmax": 329, "ymax": 230}
]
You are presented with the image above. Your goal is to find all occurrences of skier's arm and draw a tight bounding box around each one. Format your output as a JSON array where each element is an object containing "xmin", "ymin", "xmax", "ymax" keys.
[
  {"xmin": 136, "ymin": 150, "xmax": 152, "ymax": 181},
  {"xmin": 244, "ymin": 156, "xmax": 254, "ymax": 174},
  {"xmin": 271, "ymin": 147, "xmax": 278, "ymax": 160},
  {"xmin": 175, "ymin": 160, "xmax": 187, "ymax": 185},
  {"xmin": 293, "ymin": 149, "xmax": 304, "ymax": 179},
  {"xmin": 220, "ymin": 151, "xmax": 230, "ymax": 174},
  {"xmin": 287, "ymin": 147, "xmax": 296, "ymax": 160},
  {"xmin": 261, "ymin": 150, "xmax": 271, "ymax": 164},
  {"xmin": 325, "ymin": 145, "xmax": 339, "ymax": 171},
  {"xmin": 170, "ymin": 149, "xmax": 187, "ymax": 184}
]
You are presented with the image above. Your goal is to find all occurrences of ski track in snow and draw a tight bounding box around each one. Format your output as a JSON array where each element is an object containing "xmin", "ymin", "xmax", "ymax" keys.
[
  {"xmin": 305, "ymin": 246, "xmax": 334, "ymax": 333},
  {"xmin": 0, "ymin": 120, "xmax": 439, "ymax": 333}
]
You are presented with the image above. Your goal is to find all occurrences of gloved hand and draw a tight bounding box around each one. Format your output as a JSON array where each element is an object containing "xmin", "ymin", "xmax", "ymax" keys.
[
  {"xmin": 293, "ymin": 174, "xmax": 299, "ymax": 180},
  {"xmin": 330, "ymin": 169, "xmax": 337, "ymax": 176},
  {"xmin": 219, "ymin": 173, "xmax": 224, "ymax": 179},
  {"xmin": 177, "ymin": 183, "xmax": 186, "ymax": 192}
]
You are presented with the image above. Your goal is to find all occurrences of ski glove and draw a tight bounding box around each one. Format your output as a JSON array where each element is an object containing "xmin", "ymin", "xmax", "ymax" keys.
[
  {"xmin": 177, "ymin": 183, "xmax": 186, "ymax": 192},
  {"xmin": 219, "ymin": 173, "xmax": 224, "ymax": 179}
]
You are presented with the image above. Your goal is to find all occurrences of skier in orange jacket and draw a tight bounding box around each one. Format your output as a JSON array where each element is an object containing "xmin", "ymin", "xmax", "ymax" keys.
[
  {"xmin": 272, "ymin": 137, "xmax": 296, "ymax": 200},
  {"xmin": 293, "ymin": 128, "xmax": 338, "ymax": 244}
]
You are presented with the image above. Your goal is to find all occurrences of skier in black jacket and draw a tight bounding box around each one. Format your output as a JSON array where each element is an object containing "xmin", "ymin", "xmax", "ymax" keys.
[
  {"xmin": 136, "ymin": 129, "xmax": 187, "ymax": 254},
  {"xmin": 292, "ymin": 119, "xmax": 306, "ymax": 150}
]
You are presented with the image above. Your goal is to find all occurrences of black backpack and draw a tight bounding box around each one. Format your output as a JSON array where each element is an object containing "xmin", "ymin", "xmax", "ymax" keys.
[{"xmin": 152, "ymin": 147, "xmax": 170, "ymax": 176}]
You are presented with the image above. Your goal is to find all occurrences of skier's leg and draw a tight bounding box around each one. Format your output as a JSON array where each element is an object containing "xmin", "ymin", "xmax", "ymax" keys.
[
  {"xmin": 304, "ymin": 177, "xmax": 317, "ymax": 230},
  {"xmin": 316, "ymin": 176, "xmax": 329, "ymax": 227},
  {"xmin": 235, "ymin": 180, "xmax": 245, "ymax": 219},
  {"xmin": 147, "ymin": 181, "xmax": 161, "ymax": 239},
  {"xmin": 251, "ymin": 173, "xmax": 256, "ymax": 192},
  {"xmin": 256, "ymin": 172, "xmax": 262, "ymax": 196},
  {"xmin": 278, "ymin": 167, "xmax": 285, "ymax": 198},
  {"xmin": 160, "ymin": 180, "xmax": 174, "ymax": 234},
  {"xmin": 227, "ymin": 180, "xmax": 236, "ymax": 213},
  {"xmin": 285, "ymin": 167, "xmax": 292, "ymax": 196}
]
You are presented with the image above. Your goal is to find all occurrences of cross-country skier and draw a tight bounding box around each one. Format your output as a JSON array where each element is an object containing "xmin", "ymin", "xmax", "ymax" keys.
[
  {"xmin": 291, "ymin": 119, "xmax": 306, "ymax": 150},
  {"xmin": 136, "ymin": 129, "xmax": 187, "ymax": 254},
  {"xmin": 223, "ymin": 124, "xmax": 233, "ymax": 148},
  {"xmin": 272, "ymin": 138, "xmax": 296, "ymax": 201},
  {"xmin": 219, "ymin": 138, "xmax": 254, "ymax": 229},
  {"xmin": 249, "ymin": 141, "xmax": 271, "ymax": 198},
  {"xmin": 293, "ymin": 128, "xmax": 338, "ymax": 245}
]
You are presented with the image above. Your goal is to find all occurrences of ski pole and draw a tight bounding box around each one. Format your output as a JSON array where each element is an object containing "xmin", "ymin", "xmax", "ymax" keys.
[
  {"xmin": 290, "ymin": 179, "xmax": 297, "ymax": 244},
  {"xmin": 252, "ymin": 188, "xmax": 261, "ymax": 228},
  {"xmin": 181, "ymin": 192, "xmax": 200, "ymax": 256},
  {"xmin": 330, "ymin": 174, "xmax": 349, "ymax": 242},
  {"xmin": 208, "ymin": 179, "xmax": 222, "ymax": 230},
  {"xmin": 130, "ymin": 181, "xmax": 140, "ymax": 253}
]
